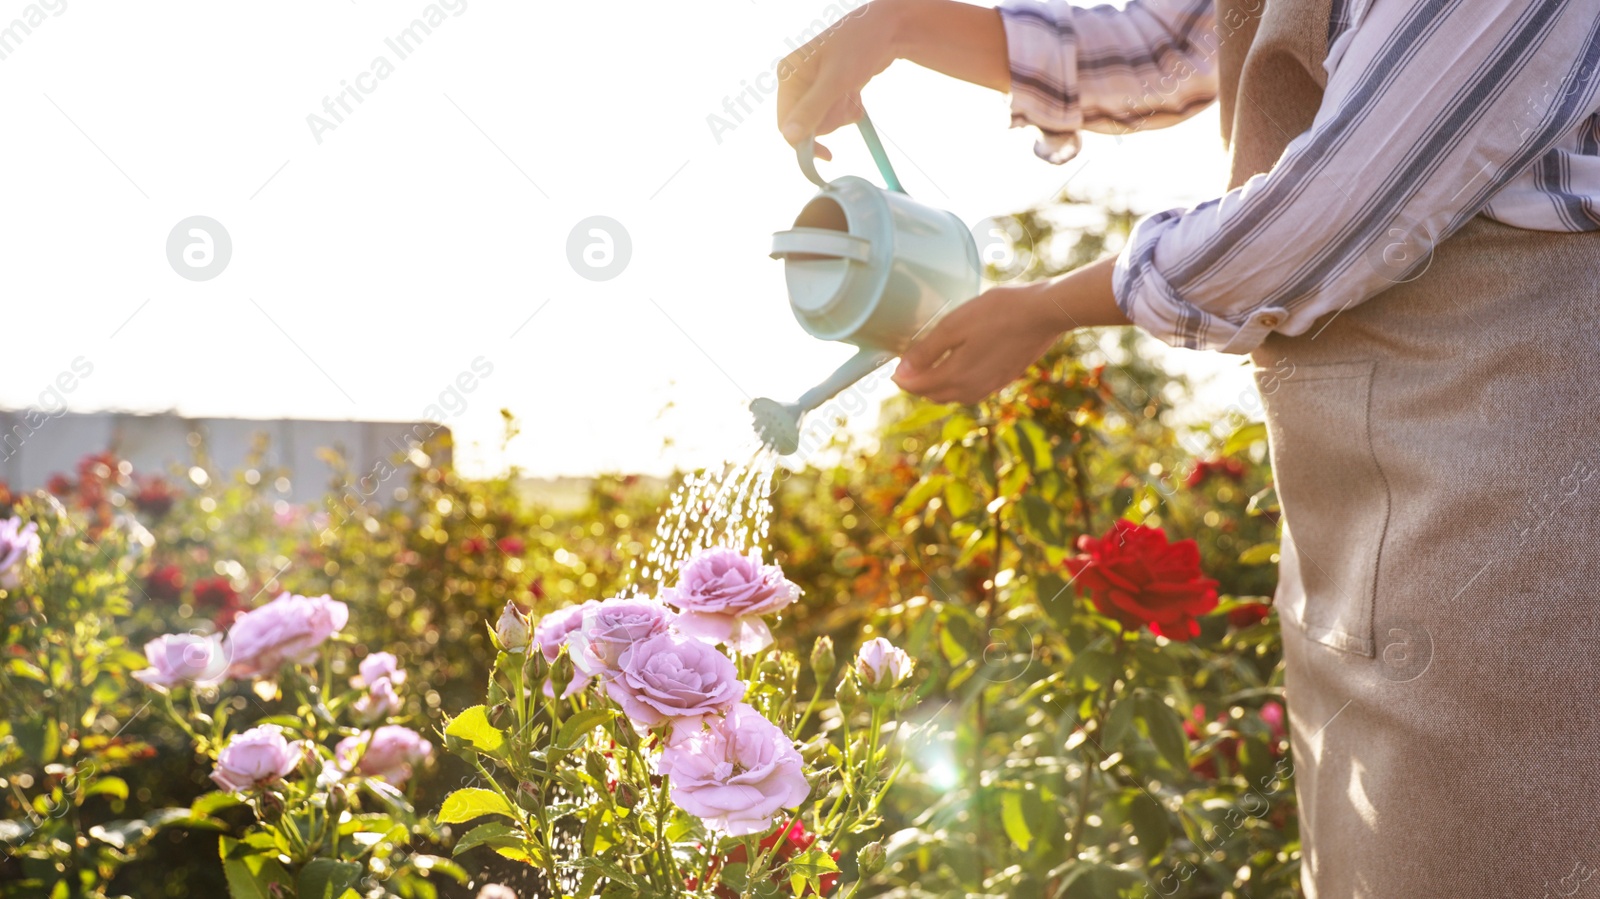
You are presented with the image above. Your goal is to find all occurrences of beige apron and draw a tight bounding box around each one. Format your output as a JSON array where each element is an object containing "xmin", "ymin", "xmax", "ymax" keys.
[{"xmin": 1220, "ymin": 0, "xmax": 1600, "ymax": 895}]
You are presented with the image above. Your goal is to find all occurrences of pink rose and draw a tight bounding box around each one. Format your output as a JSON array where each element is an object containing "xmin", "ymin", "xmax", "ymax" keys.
[
  {"xmin": 659, "ymin": 703, "xmax": 810, "ymax": 836},
  {"xmin": 353, "ymin": 651, "xmax": 404, "ymax": 688},
  {"xmin": 133, "ymin": 632, "xmax": 228, "ymax": 688},
  {"xmin": 335, "ymin": 725, "xmax": 432, "ymax": 787},
  {"xmin": 211, "ymin": 724, "xmax": 306, "ymax": 793},
  {"xmin": 662, "ymin": 548, "xmax": 799, "ymax": 653},
  {"xmin": 854, "ymin": 637, "xmax": 912, "ymax": 691},
  {"xmin": 530, "ymin": 600, "xmax": 599, "ymax": 697},
  {"xmin": 604, "ymin": 631, "xmax": 744, "ymax": 730},
  {"xmin": 224, "ymin": 592, "xmax": 349, "ymax": 678},
  {"xmin": 0, "ymin": 516, "xmax": 40, "ymax": 590},
  {"xmin": 573, "ymin": 597, "xmax": 675, "ymax": 676},
  {"xmin": 354, "ymin": 676, "xmax": 401, "ymax": 722},
  {"xmin": 532, "ymin": 600, "xmax": 597, "ymax": 661}
]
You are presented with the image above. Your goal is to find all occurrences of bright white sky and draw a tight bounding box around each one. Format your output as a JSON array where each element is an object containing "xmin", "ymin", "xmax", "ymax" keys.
[{"xmin": 1, "ymin": 0, "xmax": 1252, "ymax": 478}]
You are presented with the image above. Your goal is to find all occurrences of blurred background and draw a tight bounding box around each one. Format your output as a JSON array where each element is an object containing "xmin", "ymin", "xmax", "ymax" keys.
[{"xmin": 0, "ymin": 0, "xmax": 1249, "ymax": 482}]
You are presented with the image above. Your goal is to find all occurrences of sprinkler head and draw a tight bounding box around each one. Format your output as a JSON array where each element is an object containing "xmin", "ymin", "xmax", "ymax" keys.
[{"xmin": 749, "ymin": 397, "xmax": 802, "ymax": 455}]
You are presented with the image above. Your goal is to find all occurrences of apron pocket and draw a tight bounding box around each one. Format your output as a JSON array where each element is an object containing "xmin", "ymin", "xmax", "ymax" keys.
[{"xmin": 1255, "ymin": 359, "xmax": 1390, "ymax": 657}]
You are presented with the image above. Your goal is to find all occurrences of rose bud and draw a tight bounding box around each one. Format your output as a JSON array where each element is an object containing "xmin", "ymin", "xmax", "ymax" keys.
[
  {"xmin": 495, "ymin": 601, "xmax": 530, "ymax": 652},
  {"xmin": 810, "ymin": 636, "xmax": 836, "ymax": 681},
  {"xmin": 858, "ymin": 841, "xmax": 887, "ymax": 877},
  {"xmin": 585, "ymin": 751, "xmax": 608, "ymax": 785},
  {"xmin": 551, "ymin": 650, "xmax": 576, "ymax": 699},
  {"xmin": 616, "ymin": 782, "xmax": 640, "ymax": 810},
  {"xmin": 257, "ymin": 790, "xmax": 286, "ymax": 824},
  {"xmin": 836, "ymin": 675, "xmax": 862, "ymax": 709},
  {"xmin": 854, "ymin": 637, "xmax": 913, "ymax": 692}
]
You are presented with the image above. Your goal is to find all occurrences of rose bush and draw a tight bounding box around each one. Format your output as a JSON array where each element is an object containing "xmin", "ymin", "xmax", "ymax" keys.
[{"xmin": 435, "ymin": 545, "xmax": 914, "ymax": 898}]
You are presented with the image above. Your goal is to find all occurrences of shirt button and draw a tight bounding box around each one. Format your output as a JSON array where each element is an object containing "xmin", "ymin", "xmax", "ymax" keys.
[{"xmin": 1256, "ymin": 313, "xmax": 1281, "ymax": 328}]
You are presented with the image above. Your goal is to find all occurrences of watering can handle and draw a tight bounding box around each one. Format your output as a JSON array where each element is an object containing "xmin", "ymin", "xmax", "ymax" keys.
[{"xmin": 796, "ymin": 110, "xmax": 906, "ymax": 194}]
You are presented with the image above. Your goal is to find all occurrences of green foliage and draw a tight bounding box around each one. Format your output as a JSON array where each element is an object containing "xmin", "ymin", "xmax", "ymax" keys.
[{"xmin": 0, "ymin": 496, "xmax": 192, "ymax": 898}]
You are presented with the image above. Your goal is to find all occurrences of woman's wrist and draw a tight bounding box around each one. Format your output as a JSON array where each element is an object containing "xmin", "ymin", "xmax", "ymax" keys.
[
  {"xmin": 884, "ymin": 0, "xmax": 1012, "ymax": 92},
  {"xmin": 1027, "ymin": 256, "xmax": 1133, "ymax": 332}
]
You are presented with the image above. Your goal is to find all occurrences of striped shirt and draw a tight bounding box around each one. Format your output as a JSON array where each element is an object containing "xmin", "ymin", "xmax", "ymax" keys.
[{"xmin": 1001, "ymin": 0, "xmax": 1600, "ymax": 352}]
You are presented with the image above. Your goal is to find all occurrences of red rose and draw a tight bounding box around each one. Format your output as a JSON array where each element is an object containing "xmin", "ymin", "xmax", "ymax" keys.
[
  {"xmin": 1064, "ymin": 520, "xmax": 1219, "ymax": 641},
  {"xmin": 133, "ymin": 476, "xmax": 178, "ymax": 519},
  {"xmin": 192, "ymin": 576, "xmax": 239, "ymax": 609},
  {"xmin": 1226, "ymin": 602, "xmax": 1272, "ymax": 629},
  {"xmin": 692, "ymin": 820, "xmax": 840, "ymax": 897},
  {"xmin": 461, "ymin": 536, "xmax": 488, "ymax": 556},
  {"xmin": 496, "ymin": 537, "xmax": 525, "ymax": 557},
  {"xmin": 1185, "ymin": 457, "xmax": 1248, "ymax": 488},
  {"xmin": 144, "ymin": 564, "xmax": 185, "ymax": 602}
]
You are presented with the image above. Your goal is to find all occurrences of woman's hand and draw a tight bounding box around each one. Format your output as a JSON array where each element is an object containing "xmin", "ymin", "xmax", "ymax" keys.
[
  {"xmin": 777, "ymin": 0, "xmax": 1012, "ymax": 157},
  {"xmin": 891, "ymin": 256, "xmax": 1130, "ymax": 404},
  {"xmin": 775, "ymin": 2, "xmax": 899, "ymax": 159}
]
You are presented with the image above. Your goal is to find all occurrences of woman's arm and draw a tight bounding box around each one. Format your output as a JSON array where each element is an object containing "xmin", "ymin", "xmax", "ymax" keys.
[
  {"xmin": 777, "ymin": 0, "xmax": 1219, "ymax": 160},
  {"xmin": 890, "ymin": 256, "xmax": 1130, "ymax": 405},
  {"xmin": 892, "ymin": 0, "xmax": 1600, "ymax": 409},
  {"xmin": 1108, "ymin": 0, "xmax": 1600, "ymax": 354}
]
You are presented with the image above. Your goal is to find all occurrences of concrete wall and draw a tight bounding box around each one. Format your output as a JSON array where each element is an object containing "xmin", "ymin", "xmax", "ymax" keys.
[{"xmin": 0, "ymin": 411, "xmax": 450, "ymax": 503}]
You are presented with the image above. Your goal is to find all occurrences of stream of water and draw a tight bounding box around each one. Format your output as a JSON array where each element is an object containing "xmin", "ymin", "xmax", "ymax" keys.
[{"xmin": 627, "ymin": 438, "xmax": 780, "ymax": 595}]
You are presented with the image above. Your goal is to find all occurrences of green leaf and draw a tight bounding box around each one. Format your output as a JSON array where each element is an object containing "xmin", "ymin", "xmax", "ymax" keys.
[
  {"xmin": 84, "ymin": 776, "xmax": 128, "ymax": 800},
  {"xmin": 1000, "ymin": 791, "xmax": 1034, "ymax": 852},
  {"xmin": 410, "ymin": 855, "xmax": 470, "ymax": 883},
  {"xmin": 786, "ymin": 847, "xmax": 840, "ymax": 896},
  {"xmin": 1238, "ymin": 542, "xmax": 1280, "ymax": 566},
  {"xmin": 1101, "ymin": 696, "xmax": 1137, "ymax": 751},
  {"xmin": 938, "ymin": 627, "xmax": 969, "ymax": 666},
  {"xmin": 15, "ymin": 720, "xmax": 59, "ymax": 765},
  {"xmin": 1014, "ymin": 420, "xmax": 1055, "ymax": 473},
  {"xmin": 1019, "ymin": 494, "xmax": 1065, "ymax": 545},
  {"xmin": 444, "ymin": 705, "xmax": 506, "ymax": 753},
  {"xmin": 219, "ymin": 837, "xmax": 292, "ymax": 899},
  {"xmin": 1138, "ymin": 696, "xmax": 1189, "ymax": 771},
  {"xmin": 895, "ymin": 473, "xmax": 948, "ymax": 518},
  {"xmin": 1063, "ymin": 650, "xmax": 1118, "ymax": 689},
  {"xmin": 939, "ymin": 412, "xmax": 977, "ymax": 444},
  {"xmin": 251, "ymin": 714, "xmax": 305, "ymax": 729},
  {"xmin": 944, "ymin": 479, "xmax": 976, "ymax": 518},
  {"xmin": 191, "ymin": 791, "xmax": 244, "ymax": 817},
  {"xmin": 556, "ymin": 708, "xmax": 618, "ymax": 751},
  {"xmin": 1126, "ymin": 792, "xmax": 1171, "ymax": 859},
  {"xmin": 437, "ymin": 788, "xmax": 516, "ymax": 825},
  {"xmin": 1222, "ymin": 421, "xmax": 1267, "ymax": 457},
  {"xmin": 86, "ymin": 809, "xmax": 189, "ymax": 850},
  {"xmin": 5, "ymin": 658, "xmax": 47, "ymax": 682},
  {"xmin": 452, "ymin": 821, "xmax": 525, "ymax": 857},
  {"xmin": 298, "ymin": 858, "xmax": 361, "ymax": 899}
]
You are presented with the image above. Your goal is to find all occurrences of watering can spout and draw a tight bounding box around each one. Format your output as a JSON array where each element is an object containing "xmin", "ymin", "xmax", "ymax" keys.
[{"xmin": 750, "ymin": 347, "xmax": 897, "ymax": 455}]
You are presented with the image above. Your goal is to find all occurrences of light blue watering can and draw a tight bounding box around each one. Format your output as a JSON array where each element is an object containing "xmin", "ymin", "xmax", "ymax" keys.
[{"xmin": 750, "ymin": 111, "xmax": 982, "ymax": 455}]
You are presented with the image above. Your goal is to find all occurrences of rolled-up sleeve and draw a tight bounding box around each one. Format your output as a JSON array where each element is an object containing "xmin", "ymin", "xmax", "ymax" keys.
[
  {"xmin": 1112, "ymin": 0, "xmax": 1600, "ymax": 354},
  {"xmin": 999, "ymin": 0, "xmax": 1220, "ymax": 163}
]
